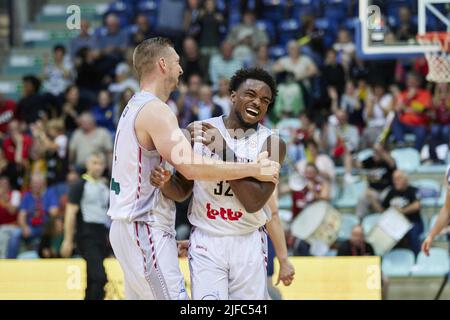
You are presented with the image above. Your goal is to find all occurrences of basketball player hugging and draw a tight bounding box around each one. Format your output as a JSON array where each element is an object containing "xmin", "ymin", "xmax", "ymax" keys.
[{"xmin": 150, "ymin": 68, "xmax": 295, "ymax": 300}]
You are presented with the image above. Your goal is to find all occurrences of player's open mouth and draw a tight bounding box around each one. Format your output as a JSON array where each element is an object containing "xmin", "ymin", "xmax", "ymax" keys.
[{"xmin": 245, "ymin": 107, "xmax": 260, "ymax": 117}]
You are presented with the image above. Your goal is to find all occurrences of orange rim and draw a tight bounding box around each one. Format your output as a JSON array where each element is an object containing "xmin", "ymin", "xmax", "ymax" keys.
[{"xmin": 417, "ymin": 32, "xmax": 450, "ymax": 51}]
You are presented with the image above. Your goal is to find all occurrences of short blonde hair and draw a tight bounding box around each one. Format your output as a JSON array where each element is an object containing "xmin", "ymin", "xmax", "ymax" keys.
[{"xmin": 132, "ymin": 37, "xmax": 173, "ymax": 81}]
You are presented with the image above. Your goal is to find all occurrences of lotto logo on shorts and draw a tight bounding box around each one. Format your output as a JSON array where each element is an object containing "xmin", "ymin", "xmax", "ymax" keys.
[{"xmin": 206, "ymin": 202, "xmax": 243, "ymax": 221}]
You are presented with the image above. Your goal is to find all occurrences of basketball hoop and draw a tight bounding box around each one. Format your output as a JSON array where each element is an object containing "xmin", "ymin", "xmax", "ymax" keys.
[{"xmin": 417, "ymin": 32, "xmax": 450, "ymax": 83}]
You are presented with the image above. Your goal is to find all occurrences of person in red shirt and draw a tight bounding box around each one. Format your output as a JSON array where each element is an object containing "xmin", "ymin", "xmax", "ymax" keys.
[
  {"xmin": 291, "ymin": 163, "xmax": 331, "ymax": 218},
  {"xmin": 0, "ymin": 176, "xmax": 21, "ymax": 258},
  {"xmin": 391, "ymin": 72, "xmax": 431, "ymax": 151},
  {"xmin": 2, "ymin": 120, "xmax": 33, "ymax": 165},
  {"xmin": 0, "ymin": 94, "xmax": 17, "ymax": 140},
  {"xmin": 428, "ymin": 83, "xmax": 450, "ymax": 163}
]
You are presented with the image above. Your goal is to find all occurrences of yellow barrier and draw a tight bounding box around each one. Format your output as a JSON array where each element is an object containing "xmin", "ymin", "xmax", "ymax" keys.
[{"xmin": 0, "ymin": 257, "xmax": 381, "ymax": 300}]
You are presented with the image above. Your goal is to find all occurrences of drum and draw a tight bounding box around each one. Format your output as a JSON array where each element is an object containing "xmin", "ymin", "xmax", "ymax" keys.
[
  {"xmin": 290, "ymin": 201, "xmax": 342, "ymax": 255},
  {"xmin": 365, "ymin": 208, "xmax": 413, "ymax": 256}
]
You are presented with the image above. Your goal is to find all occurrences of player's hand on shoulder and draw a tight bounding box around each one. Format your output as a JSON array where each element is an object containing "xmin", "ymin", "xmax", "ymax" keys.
[
  {"xmin": 150, "ymin": 165, "xmax": 172, "ymax": 188},
  {"xmin": 277, "ymin": 258, "xmax": 295, "ymax": 287}
]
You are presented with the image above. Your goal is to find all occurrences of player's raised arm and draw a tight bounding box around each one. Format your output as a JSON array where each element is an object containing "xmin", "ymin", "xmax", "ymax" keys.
[
  {"xmin": 422, "ymin": 172, "xmax": 450, "ymax": 256},
  {"xmin": 139, "ymin": 100, "xmax": 279, "ymax": 183},
  {"xmin": 228, "ymin": 135, "xmax": 286, "ymax": 213}
]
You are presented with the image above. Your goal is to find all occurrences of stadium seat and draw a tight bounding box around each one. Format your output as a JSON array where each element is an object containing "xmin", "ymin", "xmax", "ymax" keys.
[
  {"xmin": 362, "ymin": 213, "xmax": 382, "ymax": 235},
  {"xmin": 411, "ymin": 248, "xmax": 450, "ymax": 276},
  {"xmin": 338, "ymin": 213, "xmax": 360, "ymax": 240},
  {"xmin": 356, "ymin": 148, "xmax": 374, "ymax": 162},
  {"xmin": 411, "ymin": 179, "xmax": 441, "ymax": 199},
  {"xmin": 391, "ymin": 148, "xmax": 421, "ymax": 172},
  {"xmin": 17, "ymin": 251, "xmax": 39, "ymax": 259},
  {"xmin": 334, "ymin": 180, "xmax": 367, "ymax": 209},
  {"xmin": 278, "ymin": 19, "xmax": 300, "ymax": 45},
  {"xmin": 262, "ymin": 0, "xmax": 285, "ymax": 23},
  {"xmin": 382, "ymin": 249, "xmax": 415, "ymax": 277},
  {"xmin": 278, "ymin": 194, "xmax": 293, "ymax": 210},
  {"xmin": 269, "ymin": 45, "xmax": 287, "ymax": 60}
]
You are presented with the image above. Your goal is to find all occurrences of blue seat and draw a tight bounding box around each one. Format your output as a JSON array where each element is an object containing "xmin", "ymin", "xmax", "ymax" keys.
[
  {"xmin": 334, "ymin": 180, "xmax": 367, "ymax": 209},
  {"xmin": 391, "ymin": 148, "xmax": 421, "ymax": 172},
  {"xmin": 362, "ymin": 213, "xmax": 382, "ymax": 235},
  {"xmin": 356, "ymin": 148, "xmax": 374, "ymax": 162},
  {"xmin": 262, "ymin": 0, "xmax": 285, "ymax": 23},
  {"xmin": 382, "ymin": 249, "xmax": 415, "ymax": 277},
  {"xmin": 278, "ymin": 194, "xmax": 292, "ymax": 210},
  {"xmin": 278, "ymin": 19, "xmax": 300, "ymax": 45},
  {"xmin": 17, "ymin": 251, "xmax": 39, "ymax": 259},
  {"xmin": 411, "ymin": 248, "xmax": 450, "ymax": 276},
  {"xmin": 338, "ymin": 214, "xmax": 360, "ymax": 240},
  {"xmin": 411, "ymin": 179, "xmax": 441, "ymax": 199},
  {"xmin": 269, "ymin": 45, "xmax": 287, "ymax": 60}
]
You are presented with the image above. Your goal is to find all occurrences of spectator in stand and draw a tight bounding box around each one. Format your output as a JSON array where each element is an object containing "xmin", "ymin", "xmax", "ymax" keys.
[
  {"xmin": 2, "ymin": 120, "xmax": 33, "ymax": 170},
  {"xmin": 69, "ymin": 20, "xmax": 97, "ymax": 59},
  {"xmin": 232, "ymin": 29, "xmax": 256, "ymax": 66},
  {"xmin": 180, "ymin": 73, "xmax": 203, "ymax": 128},
  {"xmin": 273, "ymin": 72, "xmax": 304, "ymax": 120},
  {"xmin": 180, "ymin": 37, "xmax": 210, "ymax": 83},
  {"xmin": 154, "ymin": 0, "xmax": 185, "ymax": 48},
  {"xmin": 60, "ymin": 152, "xmax": 110, "ymax": 300},
  {"xmin": 209, "ymin": 41, "xmax": 243, "ymax": 90},
  {"xmin": 69, "ymin": 112, "xmax": 113, "ymax": 173},
  {"xmin": 333, "ymin": 29, "xmax": 356, "ymax": 72},
  {"xmin": 97, "ymin": 13, "xmax": 128, "ymax": 57},
  {"xmin": 338, "ymin": 80, "xmax": 365, "ymax": 131},
  {"xmin": 30, "ymin": 119, "xmax": 68, "ymax": 187},
  {"xmin": 92, "ymin": 90, "xmax": 116, "ymax": 136},
  {"xmin": 321, "ymin": 48, "xmax": 346, "ymax": 98},
  {"xmin": 61, "ymin": 85, "xmax": 91, "ymax": 134},
  {"xmin": 0, "ymin": 176, "xmax": 21, "ymax": 258},
  {"xmin": 394, "ymin": 6, "xmax": 417, "ymax": 41},
  {"xmin": 291, "ymin": 163, "xmax": 331, "ymax": 218},
  {"xmin": 130, "ymin": 14, "xmax": 155, "ymax": 47},
  {"xmin": 8, "ymin": 173, "xmax": 59, "ymax": 258},
  {"xmin": 0, "ymin": 149, "xmax": 20, "ymax": 190},
  {"xmin": 295, "ymin": 139, "xmax": 335, "ymax": 183},
  {"xmin": 74, "ymin": 47, "xmax": 103, "ymax": 99},
  {"xmin": 0, "ymin": 93, "xmax": 17, "ymax": 141},
  {"xmin": 391, "ymin": 72, "xmax": 431, "ymax": 151},
  {"xmin": 227, "ymin": 10, "xmax": 269, "ymax": 50},
  {"xmin": 272, "ymin": 40, "xmax": 319, "ymax": 95},
  {"xmin": 337, "ymin": 225, "xmax": 375, "ymax": 256},
  {"xmin": 197, "ymin": 0, "xmax": 225, "ymax": 56},
  {"xmin": 212, "ymin": 77, "xmax": 232, "ymax": 116},
  {"xmin": 183, "ymin": 0, "xmax": 202, "ymax": 38},
  {"xmin": 17, "ymin": 75, "xmax": 48, "ymax": 125},
  {"xmin": 108, "ymin": 63, "xmax": 140, "ymax": 103},
  {"xmin": 191, "ymin": 85, "xmax": 224, "ymax": 121},
  {"xmin": 38, "ymin": 216, "xmax": 64, "ymax": 258},
  {"xmin": 372, "ymin": 170, "xmax": 423, "ymax": 255},
  {"xmin": 323, "ymin": 110, "xmax": 359, "ymax": 184},
  {"xmin": 428, "ymin": 83, "xmax": 450, "ymax": 164},
  {"xmin": 240, "ymin": 0, "xmax": 264, "ymax": 18},
  {"xmin": 355, "ymin": 143, "xmax": 396, "ymax": 218},
  {"xmin": 361, "ymin": 82, "xmax": 394, "ymax": 149},
  {"xmin": 246, "ymin": 44, "xmax": 274, "ymax": 74},
  {"xmin": 115, "ymin": 88, "xmax": 135, "ymax": 123},
  {"xmin": 42, "ymin": 44, "xmax": 74, "ymax": 97}
]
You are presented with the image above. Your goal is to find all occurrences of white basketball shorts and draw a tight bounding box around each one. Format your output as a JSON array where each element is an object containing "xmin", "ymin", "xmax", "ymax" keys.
[
  {"xmin": 188, "ymin": 226, "xmax": 268, "ymax": 300},
  {"xmin": 109, "ymin": 220, "xmax": 188, "ymax": 300}
]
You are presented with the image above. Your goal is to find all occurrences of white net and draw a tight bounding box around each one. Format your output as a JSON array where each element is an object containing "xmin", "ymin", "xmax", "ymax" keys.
[{"xmin": 417, "ymin": 32, "xmax": 450, "ymax": 83}]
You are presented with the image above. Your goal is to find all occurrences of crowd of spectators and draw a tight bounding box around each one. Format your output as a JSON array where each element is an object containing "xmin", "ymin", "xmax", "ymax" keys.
[{"xmin": 0, "ymin": 0, "xmax": 448, "ymax": 262}]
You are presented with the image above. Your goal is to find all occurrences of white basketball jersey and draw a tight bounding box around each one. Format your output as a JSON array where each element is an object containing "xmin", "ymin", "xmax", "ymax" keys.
[
  {"xmin": 107, "ymin": 92, "xmax": 176, "ymax": 234},
  {"xmin": 188, "ymin": 116, "xmax": 274, "ymax": 236}
]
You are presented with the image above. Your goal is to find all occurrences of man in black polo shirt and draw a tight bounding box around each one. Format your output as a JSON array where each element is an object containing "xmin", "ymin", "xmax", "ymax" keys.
[
  {"xmin": 373, "ymin": 170, "xmax": 423, "ymax": 255},
  {"xmin": 60, "ymin": 152, "xmax": 110, "ymax": 300},
  {"xmin": 355, "ymin": 144, "xmax": 396, "ymax": 218}
]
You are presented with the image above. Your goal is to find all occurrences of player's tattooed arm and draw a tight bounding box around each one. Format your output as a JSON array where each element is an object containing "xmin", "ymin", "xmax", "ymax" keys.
[
  {"xmin": 150, "ymin": 167, "xmax": 193, "ymax": 202},
  {"xmin": 228, "ymin": 135, "xmax": 286, "ymax": 213}
]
